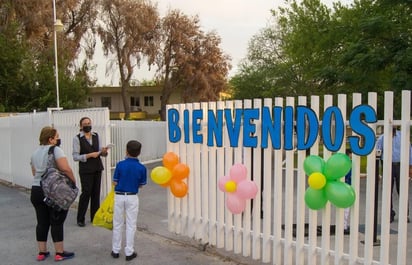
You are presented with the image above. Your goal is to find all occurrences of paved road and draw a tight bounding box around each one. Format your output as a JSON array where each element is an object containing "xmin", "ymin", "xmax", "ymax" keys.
[
  {"xmin": 3, "ymin": 167, "xmax": 412, "ymax": 265},
  {"xmin": 0, "ymin": 177, "xmax": 261, "ymax": 265}
]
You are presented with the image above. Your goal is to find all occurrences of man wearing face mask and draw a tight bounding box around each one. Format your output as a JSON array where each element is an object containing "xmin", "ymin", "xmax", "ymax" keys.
[{"xmin": 72, "ymin": 117, "xmax": 109, "ymax": 227}]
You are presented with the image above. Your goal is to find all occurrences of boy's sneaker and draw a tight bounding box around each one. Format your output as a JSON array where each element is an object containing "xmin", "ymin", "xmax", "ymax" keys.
[
  {"xmin": 55, "ymin": 251, "xmax": 75, "ymax": 261},
  {"xmin": 125, "ymin": 252, "xmax": 137, "ymax": 261},
  {"xmin": 111, "ymin": 251, "xmax": 119, "ymax": 258},
  {"xmin": 36, "ymin": 251, "xmax": 50, "ymax": 261}
]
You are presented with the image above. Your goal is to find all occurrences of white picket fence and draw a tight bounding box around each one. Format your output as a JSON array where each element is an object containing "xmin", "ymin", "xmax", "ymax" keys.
[
  {"xmin": 0, "ymin": 107, "xmax": 166, "ymax": 197},
  {"xmin": 166, "ymin": 91, "xmax": 412, "ymax": 265},
  {"xmin": 1, "ymin": 92, "xmax": 411, "ymax": 264}
]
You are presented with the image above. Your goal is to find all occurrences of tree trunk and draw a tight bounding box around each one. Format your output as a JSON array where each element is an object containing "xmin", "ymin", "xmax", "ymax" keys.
[
  {"xmin": 160, "ymin": 81, "xmax": 173, "ymax": 121},
  {"xmin": 121, "ymin": 83, "xmax": 130, "ymax": 119}
]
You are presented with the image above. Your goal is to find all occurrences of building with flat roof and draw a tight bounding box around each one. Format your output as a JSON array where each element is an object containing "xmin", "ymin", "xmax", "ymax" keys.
[
  {"xmin": 87, "ymin": 85, "xmax": 182, "ymax": 120},
  {"xmin": 87, "ymin": 85, "xmax": 232, "ymax": 120}
]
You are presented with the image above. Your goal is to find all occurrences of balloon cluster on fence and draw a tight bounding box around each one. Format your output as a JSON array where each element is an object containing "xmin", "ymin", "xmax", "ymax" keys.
[
  {"xmin": 218, "ymin": 163, "xmax": 258, "ymax": 214},
  {"xmin": 304, "ymin": 153, "xmax": 355, "ymax": 210},
  {"xmin": 151, "ymin": 152, "xmax": 189, "ymax": 198}
]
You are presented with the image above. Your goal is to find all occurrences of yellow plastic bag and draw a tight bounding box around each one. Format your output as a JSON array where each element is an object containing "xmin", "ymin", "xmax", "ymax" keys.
[{"xmin": 92, "ymin": 187, "xmax": 114, "ymax": 230}]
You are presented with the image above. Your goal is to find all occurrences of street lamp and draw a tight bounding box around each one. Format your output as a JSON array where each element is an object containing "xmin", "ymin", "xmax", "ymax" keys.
[{"xmin": 53, "ymin": 0, "xmax": 63, "ymax": 109}]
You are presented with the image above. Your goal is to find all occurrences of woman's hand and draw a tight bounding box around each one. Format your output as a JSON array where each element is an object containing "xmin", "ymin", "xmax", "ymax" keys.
[
  {"xmin": 100, "ymin": 147, "xmax": 109, "ymax": 157},
  {"xmin": 87, "ymin": 151, "xmax": 101, "ymax": 159}
]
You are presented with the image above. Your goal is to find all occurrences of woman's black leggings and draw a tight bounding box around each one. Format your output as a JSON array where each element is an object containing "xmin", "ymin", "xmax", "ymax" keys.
[{"xmin": 30, "ymin": 186, "xmax": 68, "ymax": 242}]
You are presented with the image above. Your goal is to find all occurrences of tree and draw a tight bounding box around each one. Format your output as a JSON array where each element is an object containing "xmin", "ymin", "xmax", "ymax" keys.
[
  {"xmin": 156, "ymin": 9, "xmax": 231, "ymax": 120},
  {"xmin": 231, "ymin": 26, "xmax": 294, "ymax": 99},
  {"xmin": 0, "ymin": 0, "xmax": 98, "ymax": 111},
  {"xmin": 231, "ymin": 0, "xmax": 337, "ymax": 99},
  {"xmin": 180, "ymin": 31, "xmax": 231, "ymax": 103},
  {"xmin": 231, "ymin": 0, "xmax": 412, "ymax": 118},
  {"xmin": 333, "ymin": 0, "xmax": 412, "ymax": 117},
  {"xmin": 0, "ymin": 23, "xmax": 27, "ymax": 111},
  {"xmin": 98, "ymin": 0, "xmax": 160, "ymax": 119}
]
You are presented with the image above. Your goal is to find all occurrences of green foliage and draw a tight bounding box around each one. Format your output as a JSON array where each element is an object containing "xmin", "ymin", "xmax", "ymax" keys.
[
  {"xmin": 139, "ymin": 79, "xmax": 157, "ymax": 86},
  {"xmin": 0, "ymin": 33, "xmax": 90, "ymax": 111},
  {"xmin": 0, "ymin": 1, "xmax": 94, "ymax": 112},
  {"xmin": 231, "ymin": 0, "xmax": 412, "ymax": 118},
  {"xmin": 0, "ymin": 37, "xmax": 90, "ymax": 112},
  {"xmin": 0, "ymin": 24, "xmax": 27, "ymax": 111}
]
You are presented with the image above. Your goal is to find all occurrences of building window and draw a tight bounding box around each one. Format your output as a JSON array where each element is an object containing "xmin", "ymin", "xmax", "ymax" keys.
[
  {"xmin": 144, "ymin": 96, "xmax": 154, "ymax": 106},
  {"xmin": 88, "ymin": 97, "xmax": 93, "ymax": 103},
  {"xmin": 130, "ymin": 96, "xmax": 140, "ymax": 106},
  {"xmin": 101, "ymin": 97, "xmax": 111, "ymax": 109}
]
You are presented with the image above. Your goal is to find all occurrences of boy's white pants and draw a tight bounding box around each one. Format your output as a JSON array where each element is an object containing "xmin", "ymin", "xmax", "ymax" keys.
[{"xmin": 112, "ymin": 194, "xmax": 139, "ymax": 256}]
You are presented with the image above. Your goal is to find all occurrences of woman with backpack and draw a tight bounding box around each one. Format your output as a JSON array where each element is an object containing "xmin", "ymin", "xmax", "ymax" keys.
[{"xmin": 30, "ymin": 126, "xmax": 76, "ymax": 262}]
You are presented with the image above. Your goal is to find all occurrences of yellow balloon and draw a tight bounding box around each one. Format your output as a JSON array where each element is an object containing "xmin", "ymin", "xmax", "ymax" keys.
[
  {"xmin": 151, "ymin": 166, "xmax": 172, "ymax": 185},
  {"xmin": 308, "ymin": 172, "xmax": 326, "ymax": 190},
  {"xmin": 225, "ymin": 180, "xmax": 237, "ymax": 193}
]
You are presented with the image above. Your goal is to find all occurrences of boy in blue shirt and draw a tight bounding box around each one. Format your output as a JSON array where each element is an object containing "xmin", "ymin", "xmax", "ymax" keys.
[{"xmin": 111, "ymin": 140, "xmax": 147, "ymax": 261}]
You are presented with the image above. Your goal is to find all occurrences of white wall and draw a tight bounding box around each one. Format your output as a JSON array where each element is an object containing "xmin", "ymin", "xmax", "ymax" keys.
[{"xmin": 0, "ymin": 108, "xmax": 166, "ymax": 197}]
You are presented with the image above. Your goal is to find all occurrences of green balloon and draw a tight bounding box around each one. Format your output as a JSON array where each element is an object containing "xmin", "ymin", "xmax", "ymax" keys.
[
  {"xmin": 325, "ymin": 181, "xmax": 356, "ymax": 208},
  {"xmin": 324, "ymin": 153, "xmax": 352, "ymax": 180},
  {"xmin": 304, "ymin": 187, "xmax": 328, "ymax": 210},
  {"xmin": 303, "ymin": 155, "xmax": 325, "ymax": 176}
]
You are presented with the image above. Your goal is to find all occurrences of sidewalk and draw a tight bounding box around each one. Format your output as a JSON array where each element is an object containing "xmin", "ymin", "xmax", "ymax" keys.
[
  {"xmin": 0, "ymin": 177, "xmax": 260, "ymax": 265},
  {"xmin": 3, "ymin": 169, "xmax": 412, "ymax": 264}
]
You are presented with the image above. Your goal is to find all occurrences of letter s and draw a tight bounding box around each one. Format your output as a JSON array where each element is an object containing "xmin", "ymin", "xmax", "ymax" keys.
[{"xmin": 349, "ymin": 105, "xmax": 377, "ymax": 156}]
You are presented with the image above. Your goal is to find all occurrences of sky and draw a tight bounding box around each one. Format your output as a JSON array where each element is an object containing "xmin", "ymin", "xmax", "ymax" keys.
[{"xmin": 93, "ymin": 0, "xmax": 352, "ymax": 86}]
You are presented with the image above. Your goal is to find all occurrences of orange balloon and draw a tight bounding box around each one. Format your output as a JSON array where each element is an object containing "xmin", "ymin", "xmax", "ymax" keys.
[
  {"xmin": 163, "ymin": 152, "xmax": 179, "ymax": 170},
  {"xmin": 172, "ymin": 163, "xmax": 190, "ymax": 180},
  {"xmin": 170, "ymin": 179, "xmax": 188, "ymax": 198}
]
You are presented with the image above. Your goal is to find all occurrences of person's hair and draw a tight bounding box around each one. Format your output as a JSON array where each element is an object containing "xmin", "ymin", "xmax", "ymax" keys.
[
  {"xmin": 127, "ymin": 140, "xmax": 141, "ymax": 157},
  {"xmin": 79, "ymin": 117, "xmax": 91, "ymax": 132},
  {"xmin": 79, "ymin": 117, "xmax": 91, "ymax": 127},
  {"xmin": 39, "ymin": 126, "xmax": 57, "ymax": 145}
]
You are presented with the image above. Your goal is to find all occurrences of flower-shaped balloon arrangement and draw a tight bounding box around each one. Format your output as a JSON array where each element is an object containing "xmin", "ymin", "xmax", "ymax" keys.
[
  {"xmin": 151, "ymin": 152, "xmax": 190, "ymax": 198},
  {"xmin": 304, "ymin": 153, "xmax": 355, "ymax": 210},
  {"xmin": 218, "ymin": 163, "xmax": 258, "ymax": 214}
]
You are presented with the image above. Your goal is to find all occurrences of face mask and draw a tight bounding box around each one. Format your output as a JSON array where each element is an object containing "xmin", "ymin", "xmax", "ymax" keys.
[
  {"xmin": 56, "ymin": 139, "xmax": 61, "ymax": 147},
  {"xmin": 82, "ymin": 126, "xmax": 92, "ymax": 133}
]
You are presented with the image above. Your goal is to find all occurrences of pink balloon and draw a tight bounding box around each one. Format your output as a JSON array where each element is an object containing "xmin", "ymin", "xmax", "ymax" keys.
[
  {"xmin": 218, "ymin": 175, "xmax": 231, "ymax": 192},
  {"xmin": 236, "ymin": 180, "xmax": 258, "ymax": 199},
  {"xmin": 226, "ymin": 194, "xmax": 246, "ymax": 214},
  {"xmin": 229, "ymin": 163, "xmax": 247, "ymax": 183}
]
